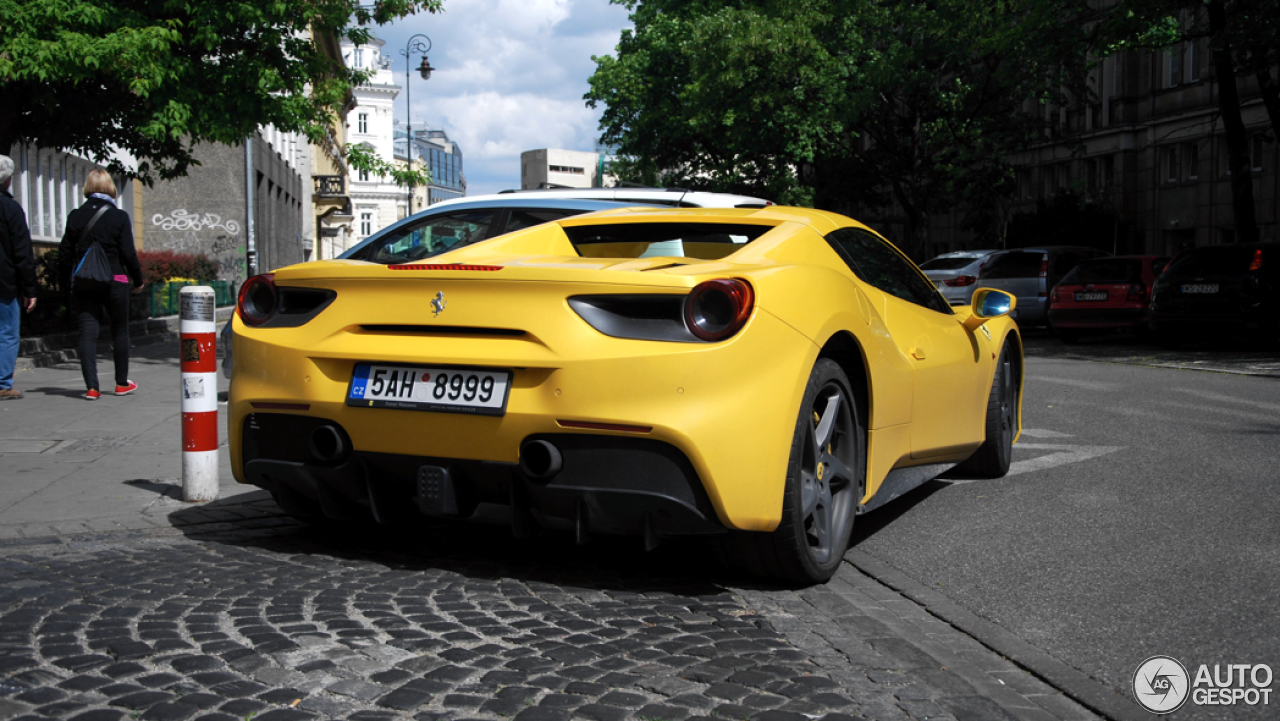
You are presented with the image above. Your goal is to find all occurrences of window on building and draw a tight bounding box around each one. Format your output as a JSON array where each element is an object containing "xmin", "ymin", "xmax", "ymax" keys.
[
  {"xmin": 1164, "ymin": 146, "xmax": 1180, "ymax": 183},
  {"xmin": 360, "ymin": 211, "xmax": 373, "ymax": 237},
  {"xmin": 1087, "ymin": 158, "xmax": 1099, "ymax": 191},
  {"xmin": 1252, "ymin": 134, "xmax": 1269, "ymax": 171},
  {"xmin": 1188, "ymin": 40, "xmax": 1200, "ymax": 82},
  {"xmin": 359, "ymin": 168, "xmax": 369, "ymax": 182},
  {"xmin": 353, "ymin": 49, "xmax": 364, "ymax": 68},
  {"xmin": 1166, "ymin": 45, "xmax": 1183, "ymax": 88},
  {"xmin": 358, "ymin": 114, "xmax": 368, "ymax": 134},
  {"xmin": 1016, "ymin": 168, "xmax": 1031, "ymax": 199},
  {"xmin": 549, "ymin": 165, "xmax": 585, "ymax": 175},
  {"xmin": 1102, "ymin": 154, "xmax": 1115, "ymax": 187},
  {"xmin": 1184, "ymin": 143, "xmax": 1199, "ymax": 180}
]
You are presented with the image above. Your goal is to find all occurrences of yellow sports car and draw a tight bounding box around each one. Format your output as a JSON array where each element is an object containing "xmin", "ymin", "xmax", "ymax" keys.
[{"xmin": 229, "ymin": 206, "xmax": 1021, "ymax": 584}]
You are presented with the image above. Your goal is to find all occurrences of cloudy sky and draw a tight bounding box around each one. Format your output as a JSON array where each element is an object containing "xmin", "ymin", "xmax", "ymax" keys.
[{"xmin": 371, "ymin": 0, "xmax": 633, "ymax": 196}]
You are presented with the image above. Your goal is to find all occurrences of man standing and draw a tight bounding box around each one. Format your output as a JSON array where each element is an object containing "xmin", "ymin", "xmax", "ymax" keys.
[{"xmin": 0, "ymin": 154, "xmax": 37, "ymax": 400}]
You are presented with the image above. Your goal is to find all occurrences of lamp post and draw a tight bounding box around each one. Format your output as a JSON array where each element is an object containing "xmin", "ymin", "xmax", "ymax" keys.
[{"xmin": 401, "ymin": 34, "xmax": 434, "ymax": 216}]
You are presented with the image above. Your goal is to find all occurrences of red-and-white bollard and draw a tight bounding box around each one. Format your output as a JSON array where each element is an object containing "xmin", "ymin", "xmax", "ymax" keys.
[{"xmin": 180, "ymin": 286, "xmax": 219, "ymax": 501}]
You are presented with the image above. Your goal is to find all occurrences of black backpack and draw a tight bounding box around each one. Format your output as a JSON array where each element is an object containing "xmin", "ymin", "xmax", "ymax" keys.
[{"xmin": 71, "ymin": 205, "xmax": 112, "ymax": 290}]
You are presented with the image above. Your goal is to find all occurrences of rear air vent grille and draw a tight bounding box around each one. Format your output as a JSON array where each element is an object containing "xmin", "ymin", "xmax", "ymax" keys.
[{"xmin": 360, "ymin": 325, "xmax": 527, "ymax": 337}]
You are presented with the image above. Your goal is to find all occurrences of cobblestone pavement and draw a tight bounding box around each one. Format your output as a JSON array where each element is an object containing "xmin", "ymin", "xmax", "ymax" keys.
[
  {"xmin": 1019, "ymin": 327, "xmax": 1280, "ymax": 376},
  {"xmin": 0, "ymin": 517, "xmax": 1104, "ymax": 721}
]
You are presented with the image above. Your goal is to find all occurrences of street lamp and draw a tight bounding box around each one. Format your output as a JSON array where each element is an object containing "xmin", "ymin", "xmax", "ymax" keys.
[{"xmin": 401, "ymin": 34, "xmax": 433, "ymax": 215}]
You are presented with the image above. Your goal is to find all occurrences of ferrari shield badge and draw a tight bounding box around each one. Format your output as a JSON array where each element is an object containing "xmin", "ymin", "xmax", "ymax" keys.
[
  {"xmin": 431, "ymin": 291, "xmax": 447, "ymax": 317},
  {"xmin": 979, "ymin": 324, "xmax": 992, "ymax": 341}
]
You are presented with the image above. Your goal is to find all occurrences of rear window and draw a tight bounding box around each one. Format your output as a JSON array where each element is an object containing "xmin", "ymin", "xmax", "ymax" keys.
[
  {"xmin": 982, "ymin": 252, "xmax": 1045, "ymax": 279},
  {"xmin": 920, "ymin": 257, "xmax": 975, "ymax": 271},
  {"xmin": 1165, "ymin": 246, "xmax": 1261, "ymax": 275},
  {"xmin": 1060, "ymin": 259, "xmax": 1142, "ymax": 284},
  {"xmin": 564, "ymin": 222, "xmax": 773, "ymax": 260}
]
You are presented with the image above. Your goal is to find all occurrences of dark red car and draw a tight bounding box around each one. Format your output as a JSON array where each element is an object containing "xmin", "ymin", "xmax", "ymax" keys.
[{"xmin": 1047, "ymin": 255, "xmax": 1171, "ymax": 343}]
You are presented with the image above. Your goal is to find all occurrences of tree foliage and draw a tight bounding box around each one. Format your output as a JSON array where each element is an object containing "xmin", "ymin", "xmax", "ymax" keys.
[
  {"xmin": 588, "ymin": 0, "xmax": 1100, "ymax": 257},
  {"xmin": 0, "ymin": 0, "xmax": 442, "ymax": 183}
]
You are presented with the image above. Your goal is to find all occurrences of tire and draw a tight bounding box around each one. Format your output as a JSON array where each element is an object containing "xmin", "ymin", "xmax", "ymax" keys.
[
  {"xmin": 956, "ymin": 342, "xmax": 1017, "ymax": 478},
  {"xmin": 715, "ymin": 359, "xmax": 864, "ymax": 585}
]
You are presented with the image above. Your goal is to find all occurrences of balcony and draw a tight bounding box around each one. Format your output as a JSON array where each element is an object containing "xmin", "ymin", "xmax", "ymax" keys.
[{"xmin": 313, "ymin": 174, "xmax": 346, "ymax": 196}]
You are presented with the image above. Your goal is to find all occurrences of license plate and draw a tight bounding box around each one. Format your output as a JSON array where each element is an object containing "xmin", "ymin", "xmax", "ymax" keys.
[
  {"xmin": 346, "ymin": 363, "xmax": 512, "ymax": 416},
  {"xmin": 1181, "ymin": 284, "xmax": 1219, "ymax": 294},
  {"xmin": 1074, "ymin": 291, "xmax": 1108, "ymax": 302}
]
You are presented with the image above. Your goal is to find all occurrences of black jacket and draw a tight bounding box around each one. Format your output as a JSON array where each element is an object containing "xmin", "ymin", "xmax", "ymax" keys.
[
  {"xmin": 59, "ymin": 197, "xmax": 143, "ymax": 290},
  {"xmin": 0, "ymin": 187, "xmax": 37, "ymax": 299}
]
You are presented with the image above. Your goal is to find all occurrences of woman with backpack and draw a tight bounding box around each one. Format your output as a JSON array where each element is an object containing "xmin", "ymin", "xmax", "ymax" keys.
[{"xmin": 59, "ymin": 170, "xmax": 144, "ymax": 400}]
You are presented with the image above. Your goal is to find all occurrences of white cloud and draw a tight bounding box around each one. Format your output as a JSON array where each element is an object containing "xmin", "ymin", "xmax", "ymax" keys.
[{"xmin": 374, "ymin": 0, "xmax": 631, "ymax": 195}]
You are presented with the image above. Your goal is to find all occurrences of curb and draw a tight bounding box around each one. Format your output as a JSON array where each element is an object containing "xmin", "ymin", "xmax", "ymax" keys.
[{"xmin": 846, "ymin": 549, "xmax": 1151, "ymax": 721}]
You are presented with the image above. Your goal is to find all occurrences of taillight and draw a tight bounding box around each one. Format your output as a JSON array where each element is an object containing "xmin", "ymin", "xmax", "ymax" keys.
[
  {"xmin": 943, "ymin": 275, "xmax": 977, "ymax": 287},
  {"xmin": 1039, "ymin": 258, "xmax": 1049, "ymax": 278},
  {"xmin": 684, "ymin": 279, "xmax": 754, "ymax": 342},
  {"xmin": 1127, "ymin": 284, "xmax": 1147, "ymax": 302},
  {"xmin": 237, "ymin": 273, "xmax": 277, "ymax": 326},
  {"xmin": 1248, "ymin": 249, "xmax": 1263, "ymax": 271}
]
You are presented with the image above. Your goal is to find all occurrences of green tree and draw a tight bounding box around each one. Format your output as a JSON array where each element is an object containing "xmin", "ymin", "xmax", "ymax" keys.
[
  {"xmin": 587, "ymin": 0, "xmax": 1099, "ymax": 258},
  {"xmin": 0, "ymin": 0, "xmax": 440, "ymax": 185}
]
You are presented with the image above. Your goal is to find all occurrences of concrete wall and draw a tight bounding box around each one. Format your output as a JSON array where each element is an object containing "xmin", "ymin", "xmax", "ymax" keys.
[{"xmin": 141, "ymin": 133, "xmax": 305, "ymax": 284}]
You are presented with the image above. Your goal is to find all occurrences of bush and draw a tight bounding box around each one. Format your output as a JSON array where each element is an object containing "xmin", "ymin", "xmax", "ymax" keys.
[{"xmin": 137, "ymin": 250, "xmax": 218, "ymax": 284}]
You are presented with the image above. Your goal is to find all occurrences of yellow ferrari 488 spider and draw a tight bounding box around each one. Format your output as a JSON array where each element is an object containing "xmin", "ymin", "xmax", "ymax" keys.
[{"xmin": 229, "ymin": 206, "xmax": 1021, "ymax": 584}]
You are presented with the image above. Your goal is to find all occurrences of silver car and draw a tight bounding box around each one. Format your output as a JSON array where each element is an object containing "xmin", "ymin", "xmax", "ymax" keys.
[
  {"xmin": 976, "ymin": 246, "xmax": 1109, "ymax": 325},
  {"xmin": 920, "ymin": 250, "xmax": 1003, "ymax": 305}
]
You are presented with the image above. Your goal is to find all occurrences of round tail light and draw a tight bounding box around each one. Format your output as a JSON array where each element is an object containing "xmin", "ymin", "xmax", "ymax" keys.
[
  {"xmin": 237, "ymin": 273, "xmax": 277, "ymax": 326},
  {"xmin": 684, "ymin": 279, "xmax": 754, "ymax": 342}
]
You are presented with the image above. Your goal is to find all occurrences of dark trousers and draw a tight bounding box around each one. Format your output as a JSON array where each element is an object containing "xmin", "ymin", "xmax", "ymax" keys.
[{"xmin": 73, "ymin": 282, "xmax": 131, "ymax": 390}]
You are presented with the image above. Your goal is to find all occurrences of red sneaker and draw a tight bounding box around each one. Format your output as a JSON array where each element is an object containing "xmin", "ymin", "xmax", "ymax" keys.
[
  {"xmin": 114, "ymin": 381, "xmax": 138, "ymax": 396},
  {"xmin": 85, "ymin": 389, "xmax": 101, "ymax": 400}
]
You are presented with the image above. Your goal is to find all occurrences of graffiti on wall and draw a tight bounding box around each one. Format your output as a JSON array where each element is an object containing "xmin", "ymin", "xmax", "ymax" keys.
[
  {"xmin": 151, "ymin": 210, "xmax": 241, "ymax": 235},
  {"xmin": 150, "ymin": 209, "xmax": 246, "ymax": 284}
]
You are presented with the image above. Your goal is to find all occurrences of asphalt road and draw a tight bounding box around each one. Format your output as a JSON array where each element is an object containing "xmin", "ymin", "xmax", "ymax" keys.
[{"xmin": 851, "ymin": 331, "xmax": 1280, "ymax": 720}]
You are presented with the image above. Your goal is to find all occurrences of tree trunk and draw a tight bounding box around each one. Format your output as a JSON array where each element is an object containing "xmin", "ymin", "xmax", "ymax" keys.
[
  {"xmin": 1208, "ymin": 0, "xmax": 1259, "ymax": 244},
  {"xmin": 1256, "ymin": 64, "xmax": 1280, "ymax": 140}
]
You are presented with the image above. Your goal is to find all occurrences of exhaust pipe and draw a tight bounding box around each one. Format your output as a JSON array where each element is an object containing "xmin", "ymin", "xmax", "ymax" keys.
[
  {"xmin": 309, "ymin": 425, "xmax": 348, "ymax": 464},
  {"xmin": 520, "ymin": 440, "xmax": 563, "ymax": 480}
]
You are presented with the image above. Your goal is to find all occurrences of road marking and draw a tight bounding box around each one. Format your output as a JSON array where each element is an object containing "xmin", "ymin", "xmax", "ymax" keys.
[
  {"xmin": 1026, "ymin": 375, "xmax": 1119, "ymax": 391},
  {"xmin": 1018, "ymin": 428, "xmax": 1073, "ymax": 438},
  {"xmin": 1007, "ymin": 443, "xmax": 1125, "ymax": 476},
  {"xmin": 946, "ymin": 440, "xmax": 1124, "ymax": 483}
]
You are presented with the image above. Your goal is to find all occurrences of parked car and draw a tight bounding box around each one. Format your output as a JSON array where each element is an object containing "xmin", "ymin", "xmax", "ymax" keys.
[
  {"xmin": 920, "ymin": 250, "xmax": 1004, "ymax": 305},
  {"xmin": 1148, "ymin": 242, "xmax": 1280, "ymax": 346},
  {"xmin": 1046, "ymin": 255, "xmax": 1171, "ymax": 342},
  {"xmin": 227, "ymin": 206, "xmax": 1023, "ymax": 584},
  {"xmin": 976, "ymin": 246, "xmax": 1110, "ymax": 325}
]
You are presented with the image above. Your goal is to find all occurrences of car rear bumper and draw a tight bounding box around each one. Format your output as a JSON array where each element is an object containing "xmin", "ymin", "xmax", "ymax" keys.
[
  {"xmin": 241, "ymin": 414, "xmax": 725, "ymax": 538},
  {"xmin": 228, "ymin": 307, "xmax": 815, "ymax": 533},
  {"xmin": 1047, "ymin": 307, "xmax": 1147, "ymax": 328}
]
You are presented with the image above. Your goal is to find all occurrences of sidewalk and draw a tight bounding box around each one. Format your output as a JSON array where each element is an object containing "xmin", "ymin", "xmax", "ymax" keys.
[{"xmin": 0, "ymin": 339, "xmax": 283, "ymax": 540}]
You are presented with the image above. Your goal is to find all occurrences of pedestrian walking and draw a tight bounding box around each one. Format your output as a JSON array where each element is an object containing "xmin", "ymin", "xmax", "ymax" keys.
[
  {"xmin": 58, "ymin": 169, "xmax": 143, "ymax": 401},
  {"xmin": 0, "ymin": 154, "xmax": 37, "ymax": 401}
]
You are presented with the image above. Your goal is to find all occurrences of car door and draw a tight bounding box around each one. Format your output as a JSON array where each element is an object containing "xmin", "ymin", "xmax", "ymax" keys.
[{"xmin": 826, "ymin": 228, "xmax": 989, "ymax": 459}]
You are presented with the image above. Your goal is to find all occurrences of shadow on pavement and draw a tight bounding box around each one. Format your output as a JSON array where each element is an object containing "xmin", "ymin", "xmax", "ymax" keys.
[{"xmin": 164, "ymin": 496, "xmax": 750, "ymax": 597}]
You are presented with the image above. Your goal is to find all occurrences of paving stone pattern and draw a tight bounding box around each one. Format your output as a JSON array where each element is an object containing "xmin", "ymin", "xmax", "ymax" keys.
[{"xmin": 0, "ymin": 526, "xmax": 1092, "ymax": 721}]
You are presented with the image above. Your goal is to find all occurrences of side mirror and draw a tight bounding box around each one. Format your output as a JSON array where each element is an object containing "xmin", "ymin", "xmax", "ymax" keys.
[{"xmin": 963, "ymin": 288, "xmax": 1017, "ymax": 331}]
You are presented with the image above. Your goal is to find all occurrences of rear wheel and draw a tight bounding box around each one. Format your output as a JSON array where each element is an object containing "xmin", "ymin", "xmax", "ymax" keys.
[
  {"xmin": 956, "ymin": 343, "xmax": 1017, "ymax": 477},
  {"xmin": 715, "ymin": 359, "xmax": 864, "ymax": 585}
]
